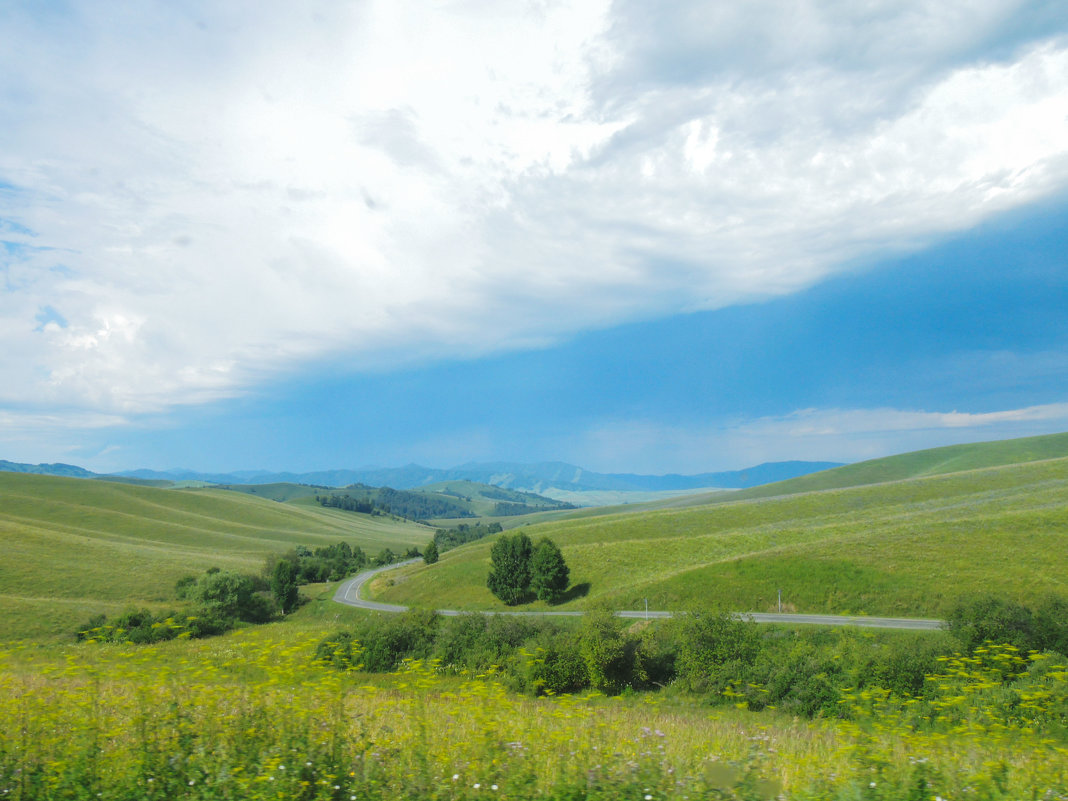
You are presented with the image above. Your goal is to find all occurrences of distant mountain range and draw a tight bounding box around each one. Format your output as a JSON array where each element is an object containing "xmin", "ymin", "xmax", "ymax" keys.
[{"xmin": 1, "ymin": 458, "xmax": 844, "ymax": 493}]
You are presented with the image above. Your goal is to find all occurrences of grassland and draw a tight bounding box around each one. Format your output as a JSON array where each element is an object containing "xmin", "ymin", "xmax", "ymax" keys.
[
  {"xmin": 0, "ymin": 472, "xmax": 431, "ymax": 640},
  {"xmin": 374, "ymin": 452, "xmax": 1068, "ymax": 617},
  {"xmin": 3, "ymin": 435, "xmax": 1068, "ymax": 799},
  {"xmin": 1, "ymin": 613, "xmax": 1065, "ymax": 800}
]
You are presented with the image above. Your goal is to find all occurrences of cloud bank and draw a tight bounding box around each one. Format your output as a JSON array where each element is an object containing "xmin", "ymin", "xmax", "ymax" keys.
[{"xmin": 2, "ymin": 0, "xmax": 1067, "ymax": 423}]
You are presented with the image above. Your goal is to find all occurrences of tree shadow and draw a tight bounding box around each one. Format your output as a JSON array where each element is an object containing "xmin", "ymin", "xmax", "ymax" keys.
[{"xmin": 554, "ymin": 582, "xmax": 591, "ymax": 605}]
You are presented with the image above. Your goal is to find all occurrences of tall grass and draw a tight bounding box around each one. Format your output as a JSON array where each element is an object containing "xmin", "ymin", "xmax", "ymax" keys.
[{"xmin": 0, "ymin": 625, "xmax": 1064, "ymax": 800}]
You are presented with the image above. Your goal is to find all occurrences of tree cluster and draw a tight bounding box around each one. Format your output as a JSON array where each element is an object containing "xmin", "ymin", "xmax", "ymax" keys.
[
  {"xmin": 79, "ymin": 567, "xmax": 278, "ymax": 643},
  {"xmin": 317, "ymin": 487, "xmax": 474, "ymax": 521},
  {"xmin": 285, "ymin": 541, "xmax": 369, "ymax": 584},
  {"xmin": 486, "ymin": 531, "xmax": 570, "ymax": 605},
  {"xmin": 434, "ymin": 522, "xmax": 501, "ymax": 551}
]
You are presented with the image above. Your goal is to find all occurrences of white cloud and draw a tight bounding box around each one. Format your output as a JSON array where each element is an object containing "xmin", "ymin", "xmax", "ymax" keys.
[
  {"xmin": 575, "ymin": 403, "xmax": 1068, "ymax": 473},
  {"xmin": 1, "ymin": 1, "xmax": 1067, "ymax": 421}
]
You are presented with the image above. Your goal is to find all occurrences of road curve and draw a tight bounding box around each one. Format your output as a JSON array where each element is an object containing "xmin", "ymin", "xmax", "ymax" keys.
[{"xmin": 333, "ymin": 560, "xmax": 945, "ymax": 630}]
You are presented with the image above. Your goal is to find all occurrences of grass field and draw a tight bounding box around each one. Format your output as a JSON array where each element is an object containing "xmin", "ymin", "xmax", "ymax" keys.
[
  {"xmin": 374, "ymin": 448, "xmax": 1068, "ymax": 618},
  {"xmin": 0, "ymin": 473, "xmax": 432, "ymax": 640},
  {"xmin": 3, "ymin": 435, "xmax": 1068, "ymax": 799},
  {"xmin": 1, "ymin": 609, "xmax": 1064, "ymax": 800}
]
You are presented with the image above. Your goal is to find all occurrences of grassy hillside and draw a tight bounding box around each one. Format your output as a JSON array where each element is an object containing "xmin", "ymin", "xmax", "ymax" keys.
[
  {"xmin": 374, "ymin": 453, "xmax": 1068, "ymax": 618},
  {"xmin": 720, "ymin": 431, "xmax": 1068, "ymax": 502},
  {"xmin": 0, "ymin": 472, "xmax": 431, "ymax": 640}
]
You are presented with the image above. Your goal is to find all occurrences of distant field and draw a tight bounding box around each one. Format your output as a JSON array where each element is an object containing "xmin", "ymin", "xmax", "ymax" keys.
[
  {"xmin": 374, "ymin": 452, "xmax": 1068, "ymax": 618},
  {"xmin": 0, "ymin": 472, "xmax": 432, "ymax": 640}
]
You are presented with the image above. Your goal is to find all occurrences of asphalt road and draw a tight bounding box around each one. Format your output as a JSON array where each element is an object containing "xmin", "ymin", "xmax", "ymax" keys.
[{"xmin": 333, "ymin": 560, "xmax": 946, "ymax": 630}]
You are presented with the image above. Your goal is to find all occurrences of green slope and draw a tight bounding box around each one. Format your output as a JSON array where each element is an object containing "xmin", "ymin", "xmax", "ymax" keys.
[
  {"xmin": 0, "ymin": 472, "xmax": 432, "ymax": 640},
  {"xmin": 374, "ymin": 453, "xmax": 1068, "ymax": 619},
  {"xmin": 724, "ymin": 431, "xmax": 1068, "ymax": 502}
]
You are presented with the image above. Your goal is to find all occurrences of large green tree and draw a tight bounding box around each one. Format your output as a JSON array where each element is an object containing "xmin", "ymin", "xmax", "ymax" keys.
[
  {"xmin": 529, "ymin": 537, "xmax": 569, "ymax": 603},
  {"xmin": 486, "ymin": 531, "xmax": 533, "ymax": 605}
]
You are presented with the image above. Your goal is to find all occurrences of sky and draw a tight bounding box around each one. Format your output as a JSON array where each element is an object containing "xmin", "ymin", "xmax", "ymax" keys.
[{"xmin": 2, "ymin": 1, "xmax": 1068, "ymax": 475}]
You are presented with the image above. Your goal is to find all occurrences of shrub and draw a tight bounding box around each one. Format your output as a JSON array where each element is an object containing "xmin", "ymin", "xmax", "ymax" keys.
[
  {"xmin": 579, "ymin": 608, "xmax": 639, "ymax": 695},
  {"xmin": 354, "ymin": 609, "xmax": 442, "ymax": 672},
  {"xmin": 315, "ymin": 631, "xmax": 362, "ymax": 670},
  {"xmin": 668, "ymin": 610, "xmax": 760, "ymax": 694},
  {"xmin": 514, "ymin": 628, "xmax": 589, "ymax": 696}
]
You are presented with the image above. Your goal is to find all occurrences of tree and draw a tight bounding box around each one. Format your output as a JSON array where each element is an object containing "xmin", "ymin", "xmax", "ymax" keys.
[
  {"xmin": 423, "ymin": 539, "xmax": 439, "ymax": 564},
  {"xmin": 529, "ymin": 537, "xmax": 569, "ymax": 603},
  {"xmin": 486, "ymin": 531, "xmax": 533, "ymax": 605},
  {"xmin": 270, "ymin": 558, "xmax": 299, "ymax": 614}
]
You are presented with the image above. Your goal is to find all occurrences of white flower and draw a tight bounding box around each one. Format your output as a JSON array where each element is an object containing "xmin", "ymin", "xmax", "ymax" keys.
[
  {"xmin": 474, "ymin": 783, "xmax": 481, "ymax": 789},
  {"xmin": 453, "ymin": 774, "xmax": 460, "ymax": 781},
  {"xmin": 491, "ymin": 785, "xmax": 498, "ymax": 791}
]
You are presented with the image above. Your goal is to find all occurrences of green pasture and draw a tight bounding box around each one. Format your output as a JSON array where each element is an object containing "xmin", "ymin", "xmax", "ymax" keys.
[
  {"xmin": 0, "ymin": 472, "xmax": 431, "ymax": 640},
  {"xmin": 374, "ymin": 454, "xmax": 1068, "ymax": 616},
  {"xmin": 720, "ymin": 430, "xmax": 1068, "ymax": 502}
]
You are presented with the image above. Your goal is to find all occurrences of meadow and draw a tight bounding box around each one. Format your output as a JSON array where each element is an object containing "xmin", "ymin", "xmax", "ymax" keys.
[
  {"xmin": 1, "ymin": 611, "xmax": 1065, "ymax": 801},
  {"xmin": 3, "ymin": 434, "xmax": 1068, "ymax": 799},
  {"xmin": 0, "ymin": 473, "xmax": 431, "ymax": 640},
  {"xmin": 373, "ymin": 455, "xmax": 1068, "ymax": 617}
]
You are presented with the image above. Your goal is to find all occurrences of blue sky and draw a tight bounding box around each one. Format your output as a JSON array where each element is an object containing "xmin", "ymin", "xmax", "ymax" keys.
[{"xmin": 2, "ymin": 2, "xmax": 1068, "ymax": 474}]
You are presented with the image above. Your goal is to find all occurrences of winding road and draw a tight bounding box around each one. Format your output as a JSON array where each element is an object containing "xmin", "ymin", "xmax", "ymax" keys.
[{"xmin": 333, "ymin": 560, "xmax": 945, "ymax": 630}]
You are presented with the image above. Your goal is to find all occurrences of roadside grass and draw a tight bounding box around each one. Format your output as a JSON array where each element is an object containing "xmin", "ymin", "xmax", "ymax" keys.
[
  {"xmin": 374, "ymin": 456, "xmax": 1068, "ymax": 616},
  {"xmin": 1, "ymin": 621, "xmax": 1064, "ymax": 800},
  {"xmin": 0, "ymin": 473, "xmax": 432, "ymax": 640}
]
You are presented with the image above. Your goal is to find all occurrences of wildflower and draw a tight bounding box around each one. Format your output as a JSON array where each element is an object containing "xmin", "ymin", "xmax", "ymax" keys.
[
  {"xmin": 453, "ymin": 774, "xmax": 460, "ymax": 781},
  {"xmin": 474, "ymin": 783, "xmax": 481, "ymax": 789},
  {"xmin": 491, "ymin": 784, "xmax": 498, "ymax": 790}
]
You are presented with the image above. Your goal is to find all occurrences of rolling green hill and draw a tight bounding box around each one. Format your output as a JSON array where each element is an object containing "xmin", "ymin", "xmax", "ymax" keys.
[
  {"xmin": 373, "ymin": 443, "xmax": 1068, "ymax": 619},
  {"xmin": 705, "ymin": 431, "xmax": 1068, "ymax": 504},
  {"xmin": 0, "ymin": 472, "xmax": 432, "ymax": 640}
]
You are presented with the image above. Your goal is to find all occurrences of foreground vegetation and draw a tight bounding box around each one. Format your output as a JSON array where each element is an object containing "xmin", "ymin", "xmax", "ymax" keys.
[{"xmin": 2, "ymin": 611, "xmax": 1066, "ymax": 801}]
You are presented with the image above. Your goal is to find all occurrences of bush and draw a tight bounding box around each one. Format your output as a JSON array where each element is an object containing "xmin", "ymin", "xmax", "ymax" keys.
[
  {"xmin": 315, "ymin": 631, "xmax": 362, "ymax": 670},
  {"xmin": 948, "ymin": 596, "xmax": 1037, "ymax": 652},
  {"xmin": 668, "ymin": 610, "xmax": 760, "ymax": 694},
  {"xmin": 514, "ymin": 628, "xmax": 589, "ymax": 696},
  {"xmin": 579, "ymin": 608, "xmax": 640, "ymax": 695},
  {"xmin": 354, "ymin": 609, "xmax": 442, "ymax": 672}
]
